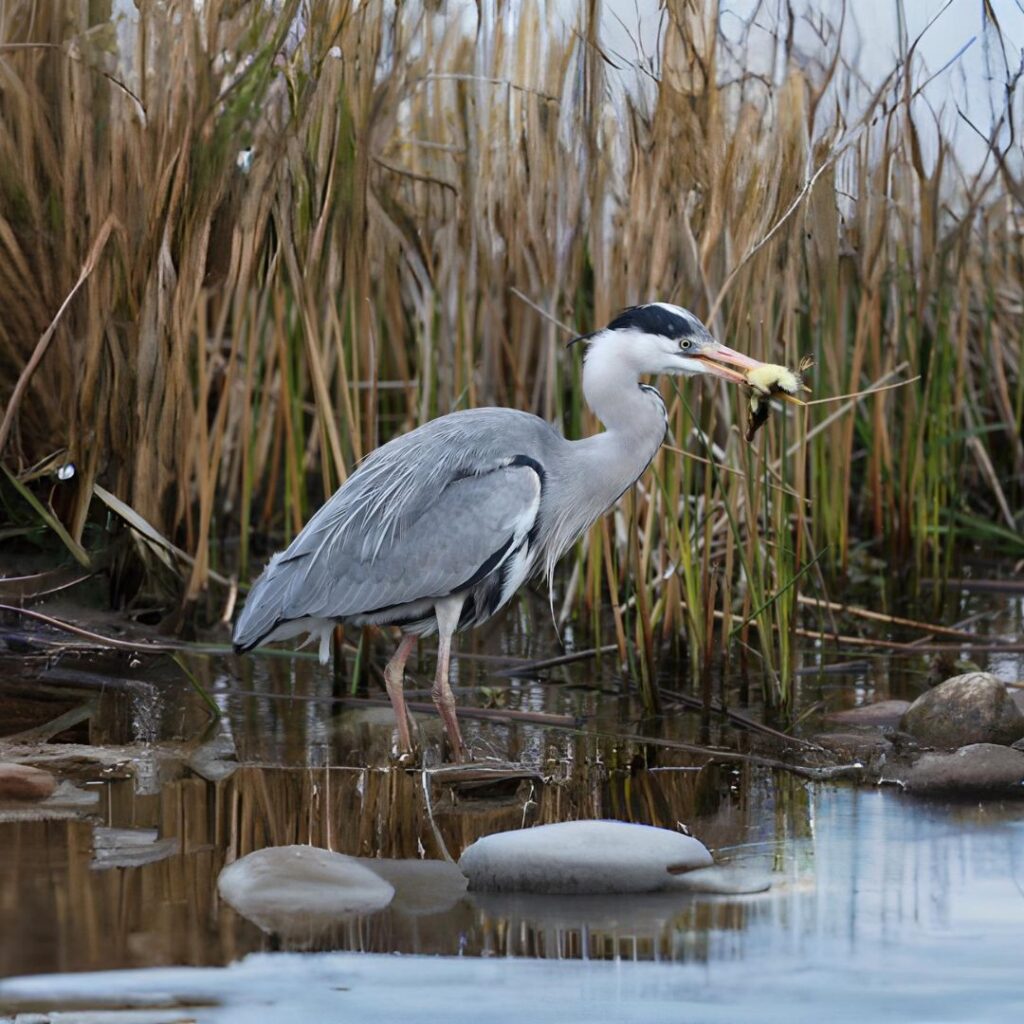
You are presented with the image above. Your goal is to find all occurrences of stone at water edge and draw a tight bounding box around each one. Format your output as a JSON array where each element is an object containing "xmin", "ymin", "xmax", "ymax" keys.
[
  {"xmin": 900, "ymin": 673, "xmax": 1024, "ymax": 749},
  {"xmin": 899, "ymin": 743, "xmax": 1024, "ymax": 796},
  {"xmin": 458, "ymin": 820, "xmax": 713, "ymax": 894},
  {"xmin": 0, "ymin": 763, "xmax": 57, "ymax": 801},
  {"xmin": 824, "ymin": 700, "xmax": 910, "ymax": 729},
  {"xmin": 218, "ymin": 846, "xmax": 395, "ymax": 938},
  {"xmin": 812, "ymin": 731, "xmax": 893, "ymax": 762}
]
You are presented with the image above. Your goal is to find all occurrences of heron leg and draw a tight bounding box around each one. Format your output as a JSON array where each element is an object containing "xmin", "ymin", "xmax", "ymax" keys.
[
  {"xmin": 432, "ymin": 596, "xmax": 466, "ymax": 762},
  {"xmin": 383, "ymin": 633, "xmax": 418, "ymax": 754}
]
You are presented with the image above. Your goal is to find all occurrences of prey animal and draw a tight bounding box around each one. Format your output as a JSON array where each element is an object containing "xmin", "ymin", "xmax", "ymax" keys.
[
  {"xmin": 744, "ymin": 359, "xmax": 812, "ymax": 441},
  {"xmin": 233, "ymin": 304, "xmax": 779, "ymax": 761}
]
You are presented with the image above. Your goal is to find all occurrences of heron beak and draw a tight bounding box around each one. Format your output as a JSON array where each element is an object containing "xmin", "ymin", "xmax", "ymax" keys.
[{"xmin": 695, "ymin": 343, "xmax": 805, "ymax": 405}]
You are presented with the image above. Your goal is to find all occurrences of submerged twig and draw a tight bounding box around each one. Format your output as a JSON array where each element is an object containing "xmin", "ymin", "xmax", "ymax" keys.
[
  {"xmin": 658, "ymin": 687, "xmax": 823, "ymax": 749},
  {"xmin": 793, "ymin": 625, "xmax": 1024, "ymax": 654},
  {"xmin": 795, "ymin": 594, "xmax": 983, "ymax": 640},
  {"xmin": 495, "ymin": 644, "xmax": 619, "ymax": 678}
]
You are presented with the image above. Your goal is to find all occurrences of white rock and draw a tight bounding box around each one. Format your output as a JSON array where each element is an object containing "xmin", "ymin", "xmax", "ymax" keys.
[
  {"xmin": 458, "ymin": 820, "xmax": 712, "ymax": 894},
  {"xmin": 218, "ymin": 846, "xmax": 394, "ymax": 938}
]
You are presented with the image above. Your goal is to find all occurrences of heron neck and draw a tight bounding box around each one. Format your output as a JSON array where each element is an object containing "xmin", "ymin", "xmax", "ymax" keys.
[
  {"xmin": 574, "ymin": 347, "xmax": 667, "ymax": 496},
  {"xmin": 538, "ymin": 351, "xmax": 667, "ymax": 579}
]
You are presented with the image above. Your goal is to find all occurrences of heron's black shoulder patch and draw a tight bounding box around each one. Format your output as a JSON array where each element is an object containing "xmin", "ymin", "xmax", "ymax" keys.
[
  {"xmin": 608, "ymin": 304, "xmax": 696, "ymax": 340},
  {"xmin": 508, "ymin": 453, "xmax": 546, "ymax": 484}
]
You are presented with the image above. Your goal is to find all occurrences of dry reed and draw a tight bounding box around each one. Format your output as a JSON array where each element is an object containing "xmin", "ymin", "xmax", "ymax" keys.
[{"xmin": 1, "ymin": 1, "xmax": 1020, "ymax": 707}]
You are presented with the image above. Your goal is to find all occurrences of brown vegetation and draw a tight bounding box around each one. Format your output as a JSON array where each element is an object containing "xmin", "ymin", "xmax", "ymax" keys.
[{"xmin": 1, "ymin": 1, "xmax": 1020, "ymax": 704}]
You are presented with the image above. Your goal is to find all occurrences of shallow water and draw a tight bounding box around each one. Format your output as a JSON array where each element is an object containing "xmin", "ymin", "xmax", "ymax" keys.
[
  {"xmin": 1, "ymin": 787, "xmax": 1022, "ymax": 1021},
  {"xmin": 0, "ymin": 582, "xmax": 1022, "ymax": 1016}
]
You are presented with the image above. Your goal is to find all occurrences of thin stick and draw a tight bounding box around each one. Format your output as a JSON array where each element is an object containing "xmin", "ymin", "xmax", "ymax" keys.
[
  {"xmin": 0, "ymin": 568, "xmax": 93, "ymax": 601},
  {"xmin": 729, "ymin": 547, "xmax": 829, "ymax": 638},
  {"xmin": 0, "ymin": 43, "xmax": 146, "ymax": 121},
  {"xmin": 794, "ymin": 626, "xmax": 1024, "ymax": 654},
  {"xmin": 708, "ymin": 153, "xmax": 841, "ymax": 324},
  {"xmin": 495, "ymin": 644, "xmax": 619, "ymax": 677},
  {"xmin": 802, "ymin": 375, "xmax": 921, "ymax": 406},
  {"xmin": 658, "ymin": 686, "xmax": 822, "ymax": 748},
  {"xmin": 663, "ymin": 442, "xmax": 810, "ymax": 501},
  {"xmin": 0, "ymin": 215, "xmax": 120, "ymax": 454},
  {"xmin": 508, "ymin": 286, "xmax": 576, "ymax": 335},
  {"xmin": 598, "ymin": 730, "xmax": 857, "ymax": 781},
  {"xmin": 0, "ymin": 604, "xmax": 180, "ymax": 653},
  {"xmin": 795, "ymin": 594, "xmax": 983, "ymax": 639},
  {"xmin": 781, "ymin": 363, "xmax": 911, "ymax": 462},
  {"xmin": 924, "ymin": 578, "xmax": 1024, "ymax": 594}
]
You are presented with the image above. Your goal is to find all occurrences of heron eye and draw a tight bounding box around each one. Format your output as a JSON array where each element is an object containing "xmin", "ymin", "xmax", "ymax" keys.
[{"xmin": 679, "ymin": 338, "xmax": 692, "ymax": 351}]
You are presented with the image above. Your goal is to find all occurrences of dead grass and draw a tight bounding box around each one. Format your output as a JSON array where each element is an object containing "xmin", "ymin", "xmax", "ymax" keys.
[{"xmin": 0, "ymin": 1, "xmax": 1020, "ymax": 707}]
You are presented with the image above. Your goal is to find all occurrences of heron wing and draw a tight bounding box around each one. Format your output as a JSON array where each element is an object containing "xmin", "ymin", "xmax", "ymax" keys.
[{"xmin": 233, "ymin": 457, "xmax": 542, "ymax": 647}]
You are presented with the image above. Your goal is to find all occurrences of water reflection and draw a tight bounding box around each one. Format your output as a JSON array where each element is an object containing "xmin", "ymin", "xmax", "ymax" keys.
[
  {"xmin": 0, "ymin": 585, "xmax": 1022, "ymax": 985},
  {"xmin": 2, "ymin": 760, "xmax": 1021, "ymax": 982}
]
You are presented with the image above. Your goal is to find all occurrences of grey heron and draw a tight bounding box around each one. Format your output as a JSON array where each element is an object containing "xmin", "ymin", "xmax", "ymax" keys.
[{"xmin": 233, "ymin": 303, "xmax": 775, "ymax": 761}]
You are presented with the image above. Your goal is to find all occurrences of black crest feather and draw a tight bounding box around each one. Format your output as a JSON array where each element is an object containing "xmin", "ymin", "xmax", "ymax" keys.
[{"xmin": 606, "ymin": 304, "xmax": 696, "ymax": 339}]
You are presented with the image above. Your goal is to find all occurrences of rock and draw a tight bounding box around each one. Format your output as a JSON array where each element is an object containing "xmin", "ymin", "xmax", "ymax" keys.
[
  {"xmin": 1010, "ymin": 688, "xmax": 1024, "ymax": 714},
  {"xmin": 0, "ymin": 763, "xmax": 57, "ymax": 801},
  {"xmin": 900, "ymin": 744, "xmax": 1024, "ymax": 796},
  {"xmin": 458, "ymin": 820, "xmax": 713, "ymax": 894},
  {"xmin": 812, "ymin": 731, "xmax": 892, "ymax": 762},
  {"xmin": 356, "ymin": 858, "xmax": 468, "ymax": 916},
  {"xmin": 218, "ymin": 846, "xmax": 395, "ymax": 938},
  {"xmin": 824, "ymin": 700, "xmax": 910, "ymax": 728},
  {"xmin": 900, "ymin": 673, "xmax": 1024, "ymax": 748},
  {"xmin": 666, "ymin": 865, "xmax": 772, "ymax": 895}
]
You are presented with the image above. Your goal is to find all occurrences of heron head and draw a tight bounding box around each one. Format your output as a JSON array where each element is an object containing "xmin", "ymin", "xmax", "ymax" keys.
[{"xmin": 571, "ymin": 302, "xmax": 771, "ymax": 385}]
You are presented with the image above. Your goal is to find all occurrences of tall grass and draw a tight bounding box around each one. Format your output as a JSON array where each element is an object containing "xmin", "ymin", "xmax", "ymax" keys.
[{"xmin": 1, "ymin": 1, "xmax": 1021, "ymax": 709}]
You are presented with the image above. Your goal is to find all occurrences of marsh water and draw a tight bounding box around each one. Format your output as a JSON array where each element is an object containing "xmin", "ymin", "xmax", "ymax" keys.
[{"xmin": 1, "ymin": 582, "xmax": 1022, "ymax": 1017}]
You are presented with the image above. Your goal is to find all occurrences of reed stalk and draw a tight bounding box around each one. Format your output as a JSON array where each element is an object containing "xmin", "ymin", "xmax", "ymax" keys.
[{"xmin": 1, "ymin": 1, "xmax": 1019, "ymax": 709}]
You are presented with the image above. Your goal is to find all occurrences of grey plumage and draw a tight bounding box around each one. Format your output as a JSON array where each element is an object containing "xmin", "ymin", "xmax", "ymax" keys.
[{"xmin": 233, "ymin": 302, "xmax": 771, "ymax": 760}]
